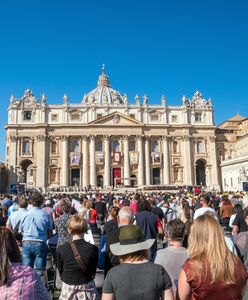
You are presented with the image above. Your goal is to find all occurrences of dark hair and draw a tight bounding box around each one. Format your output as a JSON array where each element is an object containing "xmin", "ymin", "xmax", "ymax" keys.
[
  {"xmin": 234, "ymin": 203, "xmax": 243, "ymax": 214},
  {"xmin": 137, "ymin": 200, "xmax": 151, "ymax": 212},
  {"xmin": 0, "ymin": 228, "xmax": 21, "ymax": 284},
  {"xmin": 200, "ymin": 194, "xmax": 210, "ymax": 205},
  {"xmin": 19, "ymin": 196, "xmax": 28, "ymax": 209},
  {"xmin": 167, "ymin": 218, "xmax": 185, "ymax": 242},
  {"xmin": 30, "ymin": 193, "xmax": 43, "ymax": 207},
  {"xmin": 60, "ymin": 199, "xmax": 71, "ymax": 213},
  {"xmin": 243, "ymin": 207, "xmax": 248, "ymax": 219}
]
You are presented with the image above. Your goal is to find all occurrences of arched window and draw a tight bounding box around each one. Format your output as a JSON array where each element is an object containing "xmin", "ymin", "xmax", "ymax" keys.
[
  {"xmin": 23, "ymin": 139, "xmax": 30, "ymax": 155},
  {"xmin": 129, "ymin": 141, "xmax": 136, "ymax": 151},
  {"xmin": 173, "ymin": 141, "xmax": 179, "ymax": 153},
  {"xmin": 113, "ymin": 139, "xmax": 120, "ymax": 152},
  {"xmin": 71, "ymin": 140, "xmax": 79, "ymax": 153},
  {"xmin": 97, "ymin": 141, "xmax": 103, "ymax": 152},
  {"xmin": 51, "ymin": 141, "xmax": 57, "ymax": 154},
  {"xmin": 151, "ymin": 140, "xmax": 159, "ymax": 152}
]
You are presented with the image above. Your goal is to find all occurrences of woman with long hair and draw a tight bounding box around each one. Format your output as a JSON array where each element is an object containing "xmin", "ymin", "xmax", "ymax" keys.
[
  {"xmin": 0, "ymin": 227, "xmax": 50, "ymax": 299},
  {"xmin": 177, "ymin": 214, "xmax": 248, "ymax": 300}
]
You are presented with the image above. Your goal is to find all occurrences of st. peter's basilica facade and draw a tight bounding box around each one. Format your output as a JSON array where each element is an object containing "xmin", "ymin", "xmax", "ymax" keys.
[{"xmin": 5, "ymin": 66, "xmax": 221, "ymax": 191}]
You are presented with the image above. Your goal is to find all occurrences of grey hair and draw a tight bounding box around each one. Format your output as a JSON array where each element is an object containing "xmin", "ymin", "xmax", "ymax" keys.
[{"xmin": 118, "ymin": 206, "xmax": 134, "ymax": 223}]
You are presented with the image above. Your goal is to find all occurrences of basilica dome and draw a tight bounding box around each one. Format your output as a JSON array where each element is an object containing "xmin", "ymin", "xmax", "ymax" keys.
[{"xmin": 82, "ymin": 65, "xmax": 124, "ymax": 105}]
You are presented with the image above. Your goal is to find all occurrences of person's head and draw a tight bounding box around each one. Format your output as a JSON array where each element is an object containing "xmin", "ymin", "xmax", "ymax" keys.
[
  {"xmin": 233, "ymin": 203, "xmax": 242, "ymax": 214},
  {"xmin": 18, "ymin": 196, "xmax": 28, "ymax": 209},
  {"xmin": 0, "ymin": 227, "xmax": 21, "ymax": 284},
  {"xmin": 188, "ymin": 214, "xmax": 238, "ymax": 284},
  {"xmin": 118, "ymin": 206, "xmax": 134, "ymax": 225},
  {"xmin": 86, "ymin": 201, "xmax": 92, "ymax": 210},
  {"xmin": 137, "ymin": 200, "xmax": 151, "ymax": 212},
  {"xmin": 110, "ymin": 224, "xmax": 154, "ymax": 262},
  {"xmin": 60, "ymin": 199, "xmax": 71, "ymax": 214},
  {"xmin": 30, "ymin": 193, "xmax": 43, "ymax": 207},
  {"xmin": 243, "ymin": 207, "xmax": 248, "ymax": 225},
  {"xmin": 109, "ymin": 206, "xmax": 120, "ymax": 220},
  {"xmin": 68, "ymin": 214, "xmax": 87, "ymax": 236},
  {"xmin": 199, "ymin": 194, "xmax": 210, "ymax": 207},
  {"xmin": 167, "ymin": 219, "xmax": 185, "ymax": 243}
]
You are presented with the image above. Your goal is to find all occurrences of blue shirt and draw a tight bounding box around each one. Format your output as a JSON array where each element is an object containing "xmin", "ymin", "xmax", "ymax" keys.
[
  {"xmin": 20, "ymin": 207, "xmax": 53, "ymax": 242},
  {"xmin": 6, "ymin": 208, "xmax": 28, "ymax": 229}
]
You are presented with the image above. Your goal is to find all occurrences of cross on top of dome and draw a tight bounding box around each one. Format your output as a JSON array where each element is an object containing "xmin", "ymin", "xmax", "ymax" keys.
[{"xmin": 97, "ymin": 64, "xmax": 110, "ymax": 87}]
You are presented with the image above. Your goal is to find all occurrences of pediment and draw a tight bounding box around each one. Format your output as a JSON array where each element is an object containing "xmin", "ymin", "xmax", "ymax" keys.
[{"xmin": 89, "ymin": 112, "xmax": 144, "ymax": 126}]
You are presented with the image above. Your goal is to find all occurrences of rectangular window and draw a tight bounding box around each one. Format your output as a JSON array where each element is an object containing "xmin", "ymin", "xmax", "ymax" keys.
[
  {"xmin": 70, "ymin": 114, "xmax": 80, "ymax": 121},
  {"xmin": 172, "ymin": 115, "xmax": 177, "ymax": 123},
  {"xmin": 51, "ymin": 114, "xmax": 58, "ymax": 121},
  {"xmin": 23, "ymin": 111, "xmax": 32, "ymax": 121},
  {"xmin": 97, "ymin": 114, "xmax": 103, "ymax": 119},
  {"xmin": 150, "ymin": 114, "xmax": 159, "ymax": 121},
  {"xmin": 195, "ymin": 113, "xmax": 202, "ymax": 122},
  {"xmin": 130, "ymin": 114, "xmax": 135, "ymax": 119}
]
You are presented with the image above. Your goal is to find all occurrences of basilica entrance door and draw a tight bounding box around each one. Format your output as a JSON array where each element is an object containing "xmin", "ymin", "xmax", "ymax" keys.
[
  {"xmin": 152, "ymin": 168, "xmax": 161, "ymax": 185},
  {"xmin": 196, "ymin": 160, "xmax": 206, "ymax": 186},
  {"xmin": 71, "ymin": 169, "xmax": 80, "ymax": 186},
  {"xmin": 113, "ymin": 168, "xmax": 121, "ymax": 187}
]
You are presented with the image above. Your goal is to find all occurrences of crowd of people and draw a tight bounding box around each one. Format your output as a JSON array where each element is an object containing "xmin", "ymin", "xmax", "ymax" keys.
[{"xmin": 0, "ymin": 189, "xmax": 248, "ymax": 299}]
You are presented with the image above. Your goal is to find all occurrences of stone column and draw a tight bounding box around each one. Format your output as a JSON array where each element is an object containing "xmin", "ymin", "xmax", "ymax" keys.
[
  {"xmin": 123, "ymin": 136, "xmax": 130, "ymax": 186},
  {"xmin": 162, "ymin": 135, "xmax": 170, "ymax": 185},
  {"xmin": 90, "ymin": 135, "xmax": 96, "ymax": 187},
  {"xmin": 36, "ymin": 135, "xmax": 47, "ymax": 189},
  {"xmin": 82, "ymin": 136, "xmax": 89, "ymax": 188},
  {"xmin": 145, "ymin": 136, "xmax": 151, "ymax": 185},
  {"xmin": 209, "ymin": 136, "xmax": 219, "ymax": 190},
  {"xmin": 8, "ymin": 135, "xmax": 18, "ymax": 187},
  {"xmin": 60, "ymin": 135, "xmax": 69, "ymax": 187},
  {"xmin": 137, "ymin": 136, "xmax": 144, "ymax": 186},
  {"xmin": 104, "ymin": 135, "xmax": 111, "ymax": 188},
  {"xmin": 182, "ymin": 135, "xmax": 193, "ymax": 185}
]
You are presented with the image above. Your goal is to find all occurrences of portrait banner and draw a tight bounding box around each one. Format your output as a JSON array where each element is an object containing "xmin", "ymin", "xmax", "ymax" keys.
[
  {"xmin": 96, "ymin": 151, "xmax": 104, "ymax": 164},
  {"xmin": 153, "ymin": 152, "xmax": 161, "ymax": 164},
  {"xmin": 70, "ymin": 152, "xmax": 80, "ymax": 165},
  {"xmin": 113, "ymin": 152, "xmax": 121, "ymax": 163},
  {"xmin": 129, "ymin": 151, "xmax": 138, "ymax": 164}
]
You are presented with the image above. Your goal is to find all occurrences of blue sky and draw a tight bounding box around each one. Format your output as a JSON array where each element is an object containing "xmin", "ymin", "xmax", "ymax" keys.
[{"xmin": 0, "ymin": 0, "xmax": 247, "ymax": 161}]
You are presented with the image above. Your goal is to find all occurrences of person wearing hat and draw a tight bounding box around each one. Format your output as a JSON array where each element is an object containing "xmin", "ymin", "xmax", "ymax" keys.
[{"xmin": 102, "ymin": 224, "xmax": 174, "ymax": 300}]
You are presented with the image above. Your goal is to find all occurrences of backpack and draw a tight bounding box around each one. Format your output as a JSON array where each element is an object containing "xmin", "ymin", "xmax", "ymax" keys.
[{"xmin": 1, "ymin": 263, "xmax": 49, "ymax": 300}]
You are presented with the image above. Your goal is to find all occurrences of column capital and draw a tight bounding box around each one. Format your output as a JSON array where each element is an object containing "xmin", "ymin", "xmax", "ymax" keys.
[
  {"xmin": 103, "ymin": 134, "xmax": 111, "ymax": 141},
  {"xmin": 137, "ymin": 134, "xmax": 144, "ymax": 141},
  {"xmin": 208, "ymin": 136, "xmax": 216, "ymax": 142},
  {"xmin": 144, "ymin": 135, "xmax": 150, "ymax": 142},
  {"xmin": 81, "ymin": 135, "xmax": 88, "ymax": 141},
  {"xmin": 9, "ymin": 135, "xmax": 18, "ymax": 142},
  {"xmin": 60, "ymin": 135, "xmax": 69, "ymax": 141},
  {"xmin": 36, "ymin": 135, "xmax": 47, "ymax": 142},
  {"xmin": 162, "ymin": 135, "xmax": 171, "ymax": 141},
  {"xmin": 182, "ymin": 135, "xmax": 192, "ymax": 142},
  {"xmin": 89, "ymin": 134, "xmax": 96, "ymax": 141}
]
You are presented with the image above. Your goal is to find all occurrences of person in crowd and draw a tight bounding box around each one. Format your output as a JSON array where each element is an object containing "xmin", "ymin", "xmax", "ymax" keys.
[
  {"xmin": 87, "ymin": 200, "xmax": 99, "ymax": 234},
  {"xmin": 177, "ymin": 214, "xmax": 248, "ymax": 300},
  {"xmin": 7, "ymin": 195, "xmax": 19, "ymax": 217},
  {"xmin": 104, "ymin": 206, "xmax": 134, "ymax": 276},
  {"xmin": 102, "ymin": 224, "xmax": 174, "ymax": 300},
  {"xmin": 193, "ymin": 194, "xmax": 216, "ymax": 220},
  {"xmin": 55, "ymin": 199, "xmax": 72, "ymax": 247},
  {"xmin": 0, "ymin": 227, "xmax": 50, "ymax": 299},
  {"xmin": 6, "ymin": 196, "xmax": 28, "ymax": 231},
  {"xmin": 42, "ymin": 198, "xmax": 54, "ymax": 220},
  {"xmin": 56, "ymin": 215, "xmax": 99, "ymax": 299},
  {"xmin": 219, "ymin": 194, "xmax": 233, "ymax": 228},
  {"xmin": 20, "ymin": 192, "xmax": 53, "ymax": 269},
  {"xmin": 229, "ymin": 203, "xmax": 242, "ymax": 229},
  {"xmin": 104, "ymin": 206, "xmax": 120, "ymax": 234},
  {"xmin": 135, "ymin": 199, "xmax": 163, "ymax": 261},
  {"xmin": 155, "ymin": 219, "xmax": 188, "ymax": 294},
  {"xmin": 95, "ymin": 195, "xmax": 107, "ymax": 223},
  {"xmin": 130, "ymin": 192, "xmax": 141, "ymax": 215},
  {"xmin": 232, "ymin": 197, "xmax": 248, "ymax": 237}
]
